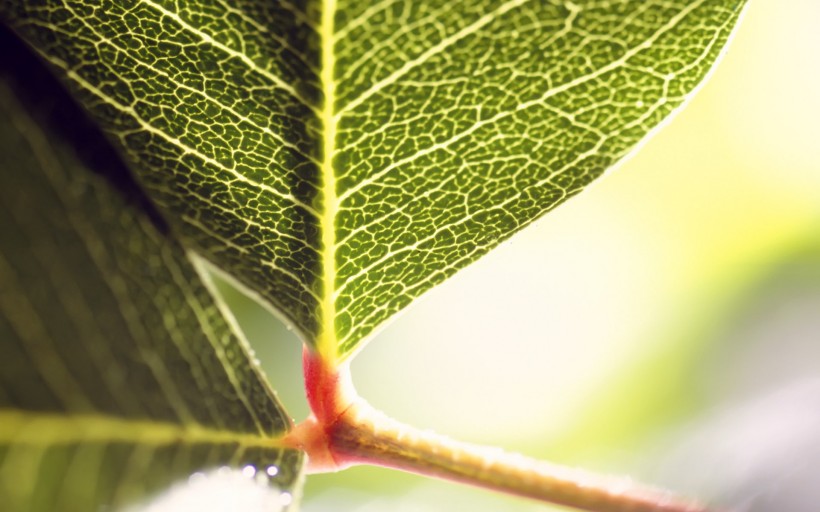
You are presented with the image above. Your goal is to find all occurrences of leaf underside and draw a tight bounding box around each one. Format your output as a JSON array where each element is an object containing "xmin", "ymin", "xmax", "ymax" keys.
[
  {"xmin": 0, "ymin": 35, "xmax": 303, "ymax": 511},
  {"xmin": 0, "ymin": 0, "xmax": 746, "ymax": 360}
]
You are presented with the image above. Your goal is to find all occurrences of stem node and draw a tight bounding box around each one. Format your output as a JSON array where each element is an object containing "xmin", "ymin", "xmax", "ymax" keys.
[{"xmin": 291, "ymin": 347, "xmax": 712, "ymax": 512}]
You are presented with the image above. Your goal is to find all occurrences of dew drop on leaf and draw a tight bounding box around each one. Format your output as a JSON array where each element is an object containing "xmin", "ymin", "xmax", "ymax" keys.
[
  {"xmin": 133, "ymin": 467, "xmax": 288, "ymax": 512},
  {"xmin": 280, "ymin": 492, "xmax": 293, "ymax": 507}
]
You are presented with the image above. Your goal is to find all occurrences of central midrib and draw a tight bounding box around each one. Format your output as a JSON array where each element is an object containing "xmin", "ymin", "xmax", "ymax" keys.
[
  {"xmin": 318, "ymin": 0, "xmax": 339, "ymax": 361},
  {"xmin": 0, "ymin": 409, "xmax": 287, "ymax": 448}
]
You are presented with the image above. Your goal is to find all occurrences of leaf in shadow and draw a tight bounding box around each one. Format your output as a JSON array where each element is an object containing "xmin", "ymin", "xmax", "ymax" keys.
[{"xmin": 0, "ymin": 28, "xmax": 303, "ymax": 512}]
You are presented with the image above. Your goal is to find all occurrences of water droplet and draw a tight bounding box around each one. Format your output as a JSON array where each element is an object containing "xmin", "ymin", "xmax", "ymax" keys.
[
  {"xmin": 242, "ymin": 465, "xmax": 256, "ymax": 478},
  {"xmin": 266, "ymin": 465, "xmax": 279, "ymax": 477},
  {"xmin": 280, "ymin": 492, "xmax": 293, "ymax": 507},
  {"xmin": 188, "ymin": 472, "xmax": 206, "ymax": 484},
  {"xmin": 635, "ymin": 100, "xmax": 644, "ymax": 108}
]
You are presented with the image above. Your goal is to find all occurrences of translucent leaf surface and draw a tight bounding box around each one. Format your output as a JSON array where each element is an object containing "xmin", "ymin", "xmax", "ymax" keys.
[
  {"xmin": 0, "ymin": 0, "xmax": 746, "ymax": 359},
  {"xmin": 0, "ymin": 38, "xmax": 303, "ymax": 511}
]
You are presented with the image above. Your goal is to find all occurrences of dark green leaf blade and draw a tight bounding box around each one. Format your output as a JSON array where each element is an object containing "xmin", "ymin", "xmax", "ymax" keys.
[
  {"xmin": 0, "ymin": 0, "xmax": 325, "ymax": 342},
  {"xmin": 0, "ymin": 42, "xmax": 303, "ymax": 511},
  {"xmin": 330, "ymin": 0, "xmax": 747, "ymax": 354},
  {"xmin": 0, "ymin": 1, "xmax": 747, "ymax": 360}
]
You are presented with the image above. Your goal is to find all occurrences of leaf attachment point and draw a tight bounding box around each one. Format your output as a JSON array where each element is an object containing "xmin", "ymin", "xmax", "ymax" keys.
[{"xmin": 286, "ymin": 348, "xmax": 714, "ymax": 512}]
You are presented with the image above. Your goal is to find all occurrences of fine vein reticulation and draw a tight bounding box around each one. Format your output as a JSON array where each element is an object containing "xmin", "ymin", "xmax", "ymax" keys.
[
  {"xmin": 0, "ymin": 54, "xmax": 302, "ymax": 510},
  {"xmin": 1, "ymin": 0, "xmax": 745, "ymax": 359},
  {"xmin": 329, "ymin": 0, "xmax": 743, "ymax": 354}
]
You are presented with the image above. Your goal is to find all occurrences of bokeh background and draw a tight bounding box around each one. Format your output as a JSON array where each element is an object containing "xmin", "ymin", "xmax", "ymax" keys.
[{"xmin": 215, "ymin": 1, "xmax": 820, "ymax": 510}]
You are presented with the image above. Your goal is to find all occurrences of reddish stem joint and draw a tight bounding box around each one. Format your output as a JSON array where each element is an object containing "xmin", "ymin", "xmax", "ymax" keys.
[{"xmin": 284, "ymin": 346, "xmax": 713, "ymax": 512}]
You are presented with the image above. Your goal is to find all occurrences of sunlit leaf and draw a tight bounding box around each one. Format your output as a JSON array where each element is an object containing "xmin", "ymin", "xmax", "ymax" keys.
[
  {"xmin": 0, "ymin": 44, "xmax": 303, "ymax": 511},
  {"xmin": 0, "ymin": 0, "xmax": 746, "ymax": 359}
]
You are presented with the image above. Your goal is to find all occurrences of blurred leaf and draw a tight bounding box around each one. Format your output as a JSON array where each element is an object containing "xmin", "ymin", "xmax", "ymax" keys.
[
  {"xmin": 0, "ymin": 1, "xmax": 747, "ymax": 359},
  {"xmin": 0, "ymin": 41, "xmax": 303, "ymax": 511}
]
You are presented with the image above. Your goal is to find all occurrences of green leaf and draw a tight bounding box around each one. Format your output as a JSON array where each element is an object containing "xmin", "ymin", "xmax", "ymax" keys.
[
  {"xmin": 0, "ymin": 39, "xmax": 303, "ymax": 511},
  {"xmin": 0, "ymin": 0, "xmax": 746, "ymax": 359}
]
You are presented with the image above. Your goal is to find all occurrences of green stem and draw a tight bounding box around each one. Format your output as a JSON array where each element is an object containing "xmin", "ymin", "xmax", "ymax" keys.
[
  {"xmin": 285, "ymin": 348, "xmax": 713, "ymax": 512},
  {"xmin": 334, "ymin": 400, "xmax": 709, "ymax": 512}
]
